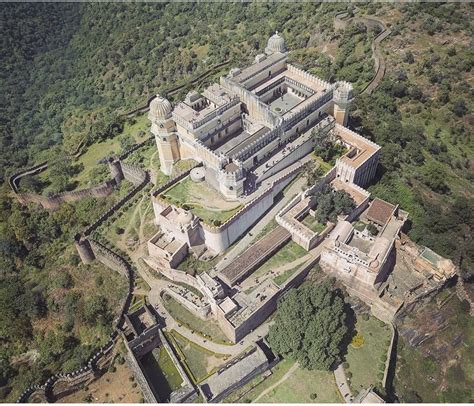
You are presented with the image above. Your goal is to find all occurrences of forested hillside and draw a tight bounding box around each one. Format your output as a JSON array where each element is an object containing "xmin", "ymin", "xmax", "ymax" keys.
[{"xmin": 0, "ymin": 2, "xmax": 472, "ymax": 402}]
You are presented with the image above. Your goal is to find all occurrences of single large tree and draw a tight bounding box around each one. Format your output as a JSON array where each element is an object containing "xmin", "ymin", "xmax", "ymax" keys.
[{"xmin": 268, "ymin": 281, "xmax": 347, "ymax": 371}]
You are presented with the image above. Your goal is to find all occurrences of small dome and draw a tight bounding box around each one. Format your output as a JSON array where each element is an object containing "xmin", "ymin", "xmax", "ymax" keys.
[
  {"xmin": 149, "ymin": 95, "xmax": 172, "ymax": 120},
  {"xmin": 369, "ymin": 259, "xmax": 380, "ymax": 269},
  {"xmin": 265, "ymin": 31, "xmax": 287, "ymax": 54},
  {"xmin": 176, "ymin": 210, "xmax": 193, "ymax": 226}
]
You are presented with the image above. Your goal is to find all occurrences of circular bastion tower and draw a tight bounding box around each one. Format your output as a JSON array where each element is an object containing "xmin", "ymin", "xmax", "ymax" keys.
[{"xmin": 149, "ymin": 95, "xmax": 180, "ymax": 176}]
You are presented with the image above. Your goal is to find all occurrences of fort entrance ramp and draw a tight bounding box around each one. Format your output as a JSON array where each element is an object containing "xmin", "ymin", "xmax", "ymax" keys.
[{"xmin": 217, "ymin": 226, "xmax": 290, "ymax": 287}]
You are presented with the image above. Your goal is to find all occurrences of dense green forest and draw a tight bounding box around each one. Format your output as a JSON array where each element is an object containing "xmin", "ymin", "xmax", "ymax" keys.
[{"xmin": 0, "ymin": 2, "xmax": 472, "ymax": 402}]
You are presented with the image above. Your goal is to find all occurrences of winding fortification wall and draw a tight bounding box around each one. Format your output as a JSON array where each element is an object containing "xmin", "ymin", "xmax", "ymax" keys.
[{"xmin": 17, "ymin": 159, "xmax": 149, "ymax": 403}]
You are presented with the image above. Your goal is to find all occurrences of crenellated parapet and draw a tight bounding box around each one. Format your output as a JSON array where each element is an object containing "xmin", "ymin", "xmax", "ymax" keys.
[{"xmin": 287, "ymin": 64, "xmax": 332, "ymax": 91}]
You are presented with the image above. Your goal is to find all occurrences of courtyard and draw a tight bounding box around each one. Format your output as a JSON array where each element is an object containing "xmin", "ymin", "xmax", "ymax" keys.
[
  {"xmin": 161, "ymin": 294, "xmax": 229, "ymax": 343},
  {"xmin": 167, "ymin": 331, "xmax": 228, "ymax": 384},
  {"xmin": 268, "ymin": 91, "xmax": 304, "ymax": 115}
]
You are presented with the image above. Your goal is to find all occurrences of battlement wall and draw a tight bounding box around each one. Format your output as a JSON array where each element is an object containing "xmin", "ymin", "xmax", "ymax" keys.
[{"xmin": 202, "ymin": 163, "xmax": 303, "ymax": 253}]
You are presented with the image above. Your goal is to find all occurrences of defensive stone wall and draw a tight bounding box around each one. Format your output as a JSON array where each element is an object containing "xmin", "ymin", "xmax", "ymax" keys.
[
  {"xmin": 123, "ymin": 333, "xmax": 159, "ymax": 403},
  {"xmin": 119, "ymin": 136, "xmax": 153, "ymax": 161},
  {"xmin": 17, "ymin": 333, "xmax": 118, "ymax": 403},
  {"xmin": 202, "ymin": 163, "xmax": 303, "ymax": 253},
  {"xmin": 17, "ymin": 161, "xmax": 149, "ymax": 403},
  {"xmin": 158, "ymin": 267, "xmax": 205, "ymax": 295}
]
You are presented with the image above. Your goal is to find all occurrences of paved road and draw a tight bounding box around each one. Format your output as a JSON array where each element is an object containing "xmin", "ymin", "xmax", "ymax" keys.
[{"xmin": 334, "ymin": 364, "xmax": 354, "ymax": 403}]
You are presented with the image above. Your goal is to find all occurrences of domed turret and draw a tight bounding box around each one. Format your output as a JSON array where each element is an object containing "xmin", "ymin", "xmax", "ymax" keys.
[
  {"xmin": 176, "ymin": 209, "xmax": 193, "ymax": 226},
  {"xmin": 149, "ymin": 95, "xmax": 172, "ymax": 120},
  {"xmin": 265, "ymin": 31, "xmax": 287, "ymax": 55}
]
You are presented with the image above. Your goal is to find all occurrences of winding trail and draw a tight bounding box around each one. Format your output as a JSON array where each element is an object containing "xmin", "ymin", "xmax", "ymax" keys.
[
  {"xmin": 252, "ymin": 362, "xmax": 300, "ymax": 403},
  {"xmin": 334, "ymin": 9, "xmax": 391, "ymax": 95}
]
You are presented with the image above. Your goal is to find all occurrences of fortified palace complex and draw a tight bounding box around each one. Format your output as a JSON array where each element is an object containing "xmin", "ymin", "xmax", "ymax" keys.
[
  {"xmin": 136, "ymin": 32, "xmax": 456, "ymax": 348},
  {"xmin": 13, "ymin": 31, "xmax": 462, "ymax": 404},
  {"xmin": 45, "ymin": 32, "xmax": 457, "ymax": 404}
]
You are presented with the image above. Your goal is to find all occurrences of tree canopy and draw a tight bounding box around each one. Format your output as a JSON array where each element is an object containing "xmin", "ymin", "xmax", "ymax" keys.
[
  {"xmin": 314, "ymin": 185, "xmax": 356, "ymax": 223},
  {"xmin": 268, "ymin": 281, "xmax": 348, "ymax": 370}
]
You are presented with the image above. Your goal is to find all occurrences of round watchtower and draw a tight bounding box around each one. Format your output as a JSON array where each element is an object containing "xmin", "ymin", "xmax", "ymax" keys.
[
  {"xmin": 108, "ymin": 158, "xmax": 124, "ymax": 185},
  {"xmin": 74, "ymin": 234, "xmax": 95, "ymax": 264},
  {"xmin": 148, "ymin": 95, "xmax": 180, "ymax": 176}
]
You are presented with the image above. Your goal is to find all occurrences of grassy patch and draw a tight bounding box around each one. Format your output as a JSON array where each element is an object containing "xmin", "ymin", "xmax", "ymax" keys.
[
  {"xmin": 258, "ymin": 365, "xmax": 342, "ymax": 403},
  {"xmin": 169, "ymin": 331, "xmax": 227, "ymax": 383},
  {"xmin": 140, "ymin": 346, "xmax": 183, "ymax": 401},
  {"xmin": 162, "ymin": 294, "xmax": 229, "ymax": 344},
  {"xmin": 311, "ymin": 152, "xmax": 333, "ymax": 174},
  {"xmin": 345, "ymin": 316, "xmax": 391, "ymax": 393},
  {"xmin": 273, "ymin": 265, "xmax": 301, "ymax": 286},
  {"xmin": 353, "ymin": 220, "xmax": 367, "ymax": 232},
  {"xmin": 162, "ymin": 177, "xmax": 242, "ymax": 225},
  {"xmin": 301, "ymin": 213, "xmax": 327, "ymax": 233},
  {"xmin": 176, "ymin": 254, "xmax": 220, "ymax": 276},
  {"xmin": 253, "ymin": 241, "xmax": 307, "ymax": 278},
  {"xmin": 223, "ymin": 358, "xmax": 342, "ymax": 403},
  {"xmin": 72, "ymin": 114, "xmax": 150, "ymax": 188}
]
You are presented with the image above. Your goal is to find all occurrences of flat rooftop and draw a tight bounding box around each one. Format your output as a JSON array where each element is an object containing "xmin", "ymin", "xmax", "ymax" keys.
[
  {"xmin": 366, "ymin": 198, "xmax": 396, "ymax": 226},
  {"xmin": 150, "ymin": 232, "xmax": 184, "ymax": 254},
  {"xmin": 331, "ymin": 178, "xmax": 370, "ymax": 206},
  {"xmin": 229, "ymin": 279, "xmax": 280, "ymax": 327},
  {"xmin": 200, "ymin": 347, "xmax": 268, "ymax": 400},
  {"xmin": 335, "ymin": 124, "xmax": 380, "ymax": 169},
  {"xmin": 218, "ymin": 226, "xmax": 290, "ymax": 287},
  {"xmin": 232, "ymin": 52, "xmax": 287, "ymax": 86}
]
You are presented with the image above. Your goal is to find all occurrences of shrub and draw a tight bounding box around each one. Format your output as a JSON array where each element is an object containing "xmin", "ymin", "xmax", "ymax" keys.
[
  {"xmin": 377, "ymin": 372, "xmax": 384, "ymax": 380},
  {"xmin": 310, "ymin": 393, "xmax": 318, "ymax": 400},
  {"xmin": 343, "ymin": 362, "xmax": 350, "ymax": 369},
  {"xmin": 361, "ymin": 313, "xmax": 369, "ymax": 321},
  {"xmin": 351, "ymin": 332, "xmax": 365, "ymax": 348},
  {"xmin": 346, "ymin": 371, "xmax": 353, "ymax": 379}
]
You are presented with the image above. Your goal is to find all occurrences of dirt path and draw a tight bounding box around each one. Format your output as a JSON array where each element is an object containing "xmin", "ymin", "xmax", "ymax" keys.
[{"xmin": 252, "ymin": 362, "xmax": 300, "ymax": 403}]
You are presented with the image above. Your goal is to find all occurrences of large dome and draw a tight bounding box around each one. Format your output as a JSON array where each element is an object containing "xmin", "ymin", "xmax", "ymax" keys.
[
  {"xmin": 149, "ymin": 95, "xmax": 172, "ymax": 120},
  {"xmin": 265, "ymin": 31, "xmax": 287, "ymax": 54}
]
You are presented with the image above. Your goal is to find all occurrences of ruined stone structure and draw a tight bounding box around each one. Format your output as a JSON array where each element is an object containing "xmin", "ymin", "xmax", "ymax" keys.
[{"xmin": 122, "ymin": 305, "xmax": 197, "ymax": 403}]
